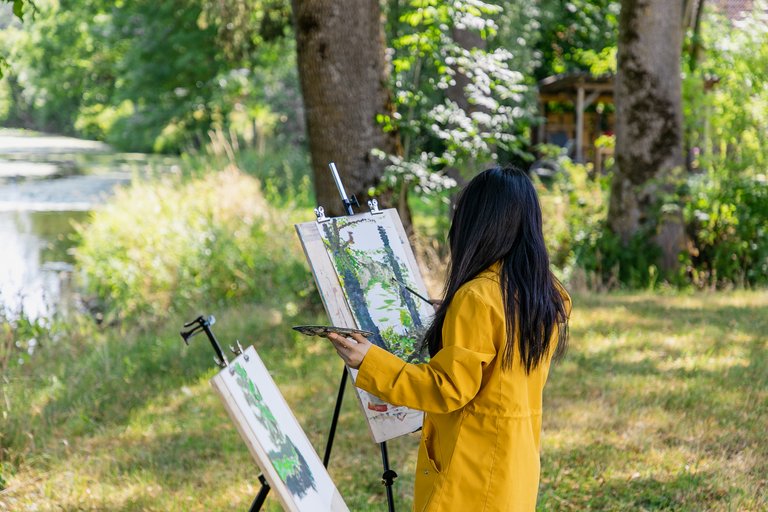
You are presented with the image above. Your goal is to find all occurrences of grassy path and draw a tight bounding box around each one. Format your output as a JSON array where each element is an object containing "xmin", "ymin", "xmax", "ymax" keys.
[{"xmin": 1, "ymin": 291, "xmax": 766, "ymax": 511}]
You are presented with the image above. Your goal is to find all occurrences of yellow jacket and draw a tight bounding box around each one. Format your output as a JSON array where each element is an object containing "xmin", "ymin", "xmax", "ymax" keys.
[{"xmin": 356, "ymin": 265, "xmax": 569, "ymax": 512}]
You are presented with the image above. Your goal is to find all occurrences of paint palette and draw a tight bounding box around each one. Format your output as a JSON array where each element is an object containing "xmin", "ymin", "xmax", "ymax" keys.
[{"xmin": 292, "ymin": 325, "xmax": 374, "ymax": 338}]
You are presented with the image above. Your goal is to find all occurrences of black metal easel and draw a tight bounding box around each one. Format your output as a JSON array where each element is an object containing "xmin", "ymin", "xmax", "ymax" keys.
[
  {"xmin": 181, "ymin": 163, "xmax": 399, "ymax": 512},
  {"xmin": 181, "ymin": 316, "xmax": 273, "ymax": 512}
]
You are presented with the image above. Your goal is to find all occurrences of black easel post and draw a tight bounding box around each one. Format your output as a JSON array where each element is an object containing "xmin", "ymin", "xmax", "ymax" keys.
[
  {"xmin": 248, "ymin": 475, "xmax": 270, "ymax": 512},
  {"xmin": 380, "ymin": 442, "xmax": 398, "ymax": 512},
  {"xmin": 321, "ymin": 161, "xmax": 355, "ymax": 470},
  {"xmin": 322, "ymin": 365, "xmax": 348, "ymax": 466},
  {"xmin": 329, "ymin": 162, "xmax": 359, "ymax": 216}
]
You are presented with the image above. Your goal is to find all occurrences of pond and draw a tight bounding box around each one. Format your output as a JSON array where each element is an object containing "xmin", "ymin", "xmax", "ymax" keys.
[
  {"xmin": 0, "ymin": 128, "xmax": 179, "ymax": 319},
  {"xmin": 0, "ymin": 210, "xmax": 86, "ymax": 318}
]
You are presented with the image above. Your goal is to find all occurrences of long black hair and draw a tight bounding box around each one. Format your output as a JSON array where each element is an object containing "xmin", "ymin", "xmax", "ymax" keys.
[{"xmin": 423, "ymin": 166, "xmax": 569, "ymax": 373}]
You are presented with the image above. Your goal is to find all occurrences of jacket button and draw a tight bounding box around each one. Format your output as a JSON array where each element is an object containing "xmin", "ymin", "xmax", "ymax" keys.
[{"xmin": 423, "ymin": 470, "xmax": 429, "ymax": 475}]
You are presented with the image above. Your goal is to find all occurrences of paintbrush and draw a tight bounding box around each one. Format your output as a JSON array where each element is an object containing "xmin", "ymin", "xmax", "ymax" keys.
[{"xmin": 390, "ymin": 276, "xmax": 434, "ymax": 305}]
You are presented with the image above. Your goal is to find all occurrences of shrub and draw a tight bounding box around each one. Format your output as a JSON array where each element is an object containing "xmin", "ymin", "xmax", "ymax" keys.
[
  {"xmin": 683, "ymin": 172, "xmax": 768, "ymax": 288},
  {"xmin": 74, "ymin": 167, "xmax": 311, "ymax": 324},
  {"xmin": 537, "ymin": 158, "xmax": 667, "ymax": 290},
  {"xmin": 548, "ymin": 162, "xmax": 768, "ymax": 290}
]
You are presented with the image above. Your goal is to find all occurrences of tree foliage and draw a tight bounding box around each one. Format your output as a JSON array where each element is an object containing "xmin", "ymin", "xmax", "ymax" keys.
[
  {"xmin": 0, "ymin": 0, "xmax": 297, "ymax": 152},
  {"xmin": 377, "ymin": 0, "xmax": 537, "ymax": 203},
  {"xmin": 685, "ymin": 3, "xmax": 768, "ymax": 175},
  {"xmin": 2, "ymin": 0, "xmax": 766, "ymax": 287},
  {"xmin": 0, "ymin": 0, "xmax": 33, "ymax": 76},
  {"xmin": 533, "ymin": 0, "xmax": 620, "ymax": 78},
  {"xmin": 679, "ymin": 3, "xmax": 768, "ymax": 287}
]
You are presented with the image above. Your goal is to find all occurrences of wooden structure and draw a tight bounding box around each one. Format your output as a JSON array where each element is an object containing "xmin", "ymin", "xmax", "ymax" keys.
[
  {"xmin": 711, "ymin": 0, "xmax": 755, "ymax": 19},
  {"xmin": 535, "ymin": 72, "xmax": 615, "ymax": 170}
]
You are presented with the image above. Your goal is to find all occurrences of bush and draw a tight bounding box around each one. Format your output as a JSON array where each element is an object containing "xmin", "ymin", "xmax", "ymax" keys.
[
  {"xmin": 74, "ymin": 167, "xmax": 312, "ymax": 324},
  {"xmin": 537, "ymin": 158, "xmax": 669, "ymax": 290},
  {"xmin": 683, "ymin": 172, "xmax": 768, "ymax": 288},
  {"xmin": 543, "ymin": 160, "xmax": 768, "ymax": 290}
]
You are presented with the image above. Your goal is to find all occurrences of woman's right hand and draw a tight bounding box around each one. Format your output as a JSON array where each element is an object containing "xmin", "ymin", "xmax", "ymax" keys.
[{"xmin": 326, "ymin": 332, "xmax": 372, "ymax": 369}]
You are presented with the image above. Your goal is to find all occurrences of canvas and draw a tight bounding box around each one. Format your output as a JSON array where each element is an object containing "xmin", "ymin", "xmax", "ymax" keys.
[
  {"xmin": 211, "ymin": 346, "xmax": 348, "ymax": 512},
  {"xmin": 296, "ymin": 208, "xmax": 434, "ymax": 443}
]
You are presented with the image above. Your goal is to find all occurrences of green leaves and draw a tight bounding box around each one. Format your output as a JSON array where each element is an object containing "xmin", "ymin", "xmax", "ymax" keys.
[
  {"xmin": 0, "ymin": 0, "xmax": 32, "ymax": 19},
  {"xmin": 1, "ymin": 0, "xmax": 296, "ymax": 152},
  {"xmin": 381, "ymin": 1, "xmax": 534, "ymax": 197},
  {"xmin": 535, "ymin": 0, "xmax": 620, "ymax": 78},
  {"xmin": 0, "ymin": 0, "xmax": 32, "ymax": 78},
  {"xmin": 12, "ymin": 0, "xmax": 23, "ymax": 18}
]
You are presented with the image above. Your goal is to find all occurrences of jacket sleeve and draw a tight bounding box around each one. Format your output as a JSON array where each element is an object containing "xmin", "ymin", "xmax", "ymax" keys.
[{"xmin": 355, "ymin": 287, "xmax": 497, "ymax": 414}]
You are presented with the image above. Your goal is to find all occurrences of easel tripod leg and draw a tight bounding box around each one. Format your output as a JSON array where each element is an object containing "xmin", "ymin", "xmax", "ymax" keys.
[
  {"xmin": 249, "ymin": 474, "xmax": 270, "ymax": 512},
  {"xmin": 323, "ymin": 365, "xmax": 348, "ymax": 467},
  {"xmin": 322, "ymin": 364, "xmax": 399, "ymax": 511},
  {"xmin": 380, "ymin": 441, "xmax": 398, "ymax": 512}
]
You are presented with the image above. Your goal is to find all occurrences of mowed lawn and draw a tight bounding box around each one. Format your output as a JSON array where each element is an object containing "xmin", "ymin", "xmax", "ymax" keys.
[{"xmin": 1, "ymin": 291, "xmax": 766, "ymax": 511}]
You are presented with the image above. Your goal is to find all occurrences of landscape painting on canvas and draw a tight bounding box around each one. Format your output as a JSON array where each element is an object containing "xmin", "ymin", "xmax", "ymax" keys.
[
  {"xmin": 318, "ymin": 214, "xmax": 434, "ymax": 363},
  {"xmin": 296, "ymin": 208, "xmax": 434, "ymax": 442},
  {"xmin": 211, "ymin": 346, "xmax": 348, "ymax": 512}
]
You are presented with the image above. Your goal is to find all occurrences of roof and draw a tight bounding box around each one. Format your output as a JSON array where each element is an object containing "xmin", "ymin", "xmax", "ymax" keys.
[
  {"xmin": 712, "ymin": 0, "xmax": 755, "ymax": 19},
  {"xmin": 537, "ymin": 72, "xmax": 614, "ymax": 94}
]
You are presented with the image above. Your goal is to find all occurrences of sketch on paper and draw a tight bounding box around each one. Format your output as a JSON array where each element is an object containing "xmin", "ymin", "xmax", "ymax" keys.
[
  {"xmin": 211, "ymin": 346, "xmax": 348, "ymax": 511},
  {"xmin": 318, "ymin": 214, "xmax": 434, "ymax": 363}
]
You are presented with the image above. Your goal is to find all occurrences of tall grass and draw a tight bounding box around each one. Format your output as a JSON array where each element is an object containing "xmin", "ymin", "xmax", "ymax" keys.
[
  {"xmin": 181, "ymin": 130, "xmax": 315, "ymax": 209},
  {"xmin": 74, "ymin": 166, "xmax": 313, "ymax": 325}
]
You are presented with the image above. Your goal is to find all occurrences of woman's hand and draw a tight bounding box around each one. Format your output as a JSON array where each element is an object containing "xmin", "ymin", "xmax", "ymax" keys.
[{"xmin": 326, "ymin": 332, "xmax": 372, "ymax": 369}]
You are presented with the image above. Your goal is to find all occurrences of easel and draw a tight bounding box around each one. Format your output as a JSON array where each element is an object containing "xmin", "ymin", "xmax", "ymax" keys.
[
  {"xmin": 181, "ymin": 163, "xmax": 399, "ymax": 512},
  {"xmin": 180, "ymin": 315, "xmax": 279, "ymax": 512},
  {"xmin": 319, "ymin": 162, "xmax": 399, "ymax": 512}
]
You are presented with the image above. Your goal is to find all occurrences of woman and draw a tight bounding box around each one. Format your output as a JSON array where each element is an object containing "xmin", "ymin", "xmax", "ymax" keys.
[{"xmin": 327, "ymin": 166, "xmax": 570, "ymax": 512}]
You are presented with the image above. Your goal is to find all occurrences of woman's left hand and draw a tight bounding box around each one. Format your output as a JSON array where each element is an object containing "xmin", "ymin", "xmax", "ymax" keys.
[{"xmin": 326, "ymin": 332, "xmax": 372, "ymax": 369}]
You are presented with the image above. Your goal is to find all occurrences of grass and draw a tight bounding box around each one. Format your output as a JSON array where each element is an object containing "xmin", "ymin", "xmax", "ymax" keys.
[
  {"xmin": 538, "ymin": 292, "xmax": 768, "ymax": 511},
  {"xmin": 1, "ymin": 291, "xmax": 766, "ymax": 511}
]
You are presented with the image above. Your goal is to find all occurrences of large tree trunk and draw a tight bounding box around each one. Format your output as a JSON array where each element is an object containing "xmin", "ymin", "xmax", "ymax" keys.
[
  {"xmin": 609, "ymin": 0, "xmax": 686, "ymax": 272},
  {"xmin": 291, "ymin": 0, "xmax": 399, "ymax": 218}
]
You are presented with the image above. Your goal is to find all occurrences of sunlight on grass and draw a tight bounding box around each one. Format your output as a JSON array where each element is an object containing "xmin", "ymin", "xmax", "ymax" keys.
[
  {"xmin": 1, "ymin": 291, "xmax": 766, "ymax": 511},
  {"xmin": 538, "ymin": 291, "xmax": 768, "ymax": 511}
]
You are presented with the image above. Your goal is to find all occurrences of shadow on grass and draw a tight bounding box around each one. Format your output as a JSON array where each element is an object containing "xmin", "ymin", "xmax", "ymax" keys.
[
  {"xmin": 541, "ymin": 295, "xmax": 768, "ymax": 510},
  {"xmin": 551, "ymin": 332, "xmax": 766, "ymax": 453},
  {"xmin": 1, "ymin": 306, "xmax": 324, "ymax": 464},
  {"xmin": 539, "ymin": 463, "xmax": 730, "ymax": 511}
]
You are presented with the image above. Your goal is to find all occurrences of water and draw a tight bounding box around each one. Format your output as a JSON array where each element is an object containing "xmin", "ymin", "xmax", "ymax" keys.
[
  {"xmin": 0, "ymin": 128, "xmax": 179, "ymax": 319},
  {"xmin": 0, "ymin": 210, "xmax": 86, "ymax": 318}
]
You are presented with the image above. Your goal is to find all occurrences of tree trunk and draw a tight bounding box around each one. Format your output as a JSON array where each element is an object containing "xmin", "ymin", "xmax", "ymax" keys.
[
  {"xmin": 291, "ymin": 0, "xmax": 399, "ymax": 218},
  {"xmin": 609, "ymin": 0, "xmax": 686, "ymax": 273}
]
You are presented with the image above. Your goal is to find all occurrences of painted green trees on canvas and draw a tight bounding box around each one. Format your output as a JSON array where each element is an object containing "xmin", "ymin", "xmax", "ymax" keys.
[
  {"xmin": 320, "ymin": 215, "xmax": 431, "ymax": 363},
  {"xmin": 232, "ymin": 362, "xmax": 317, "ymax": 498}
]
